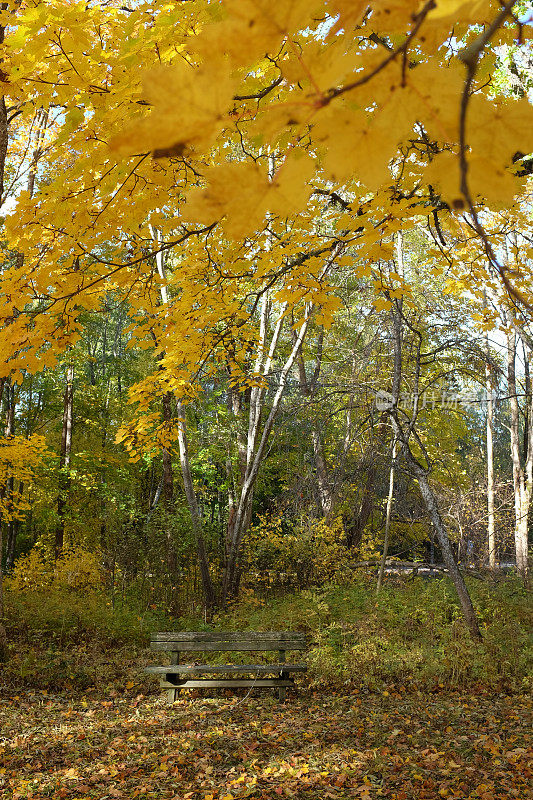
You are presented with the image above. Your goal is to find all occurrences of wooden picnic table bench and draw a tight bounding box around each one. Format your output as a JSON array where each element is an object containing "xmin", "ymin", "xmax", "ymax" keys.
[{"xmin": 145, "ymin": 631, "xmax": 308, "ymax": 702}]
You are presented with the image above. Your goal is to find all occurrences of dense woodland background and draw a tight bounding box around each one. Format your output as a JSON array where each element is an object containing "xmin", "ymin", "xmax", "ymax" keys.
[{"xmin": 0, "ymin": 238, "xmax": 530, "ymax": 604}]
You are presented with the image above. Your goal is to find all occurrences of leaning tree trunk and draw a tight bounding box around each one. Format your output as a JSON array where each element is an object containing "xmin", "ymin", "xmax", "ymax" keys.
[{"xmin": 407, "ymin": 454, "xmax": 482, "ymax": 640}]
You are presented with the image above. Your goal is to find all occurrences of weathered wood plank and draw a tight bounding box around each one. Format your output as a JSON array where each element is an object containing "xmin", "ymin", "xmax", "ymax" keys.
[
  {"xmin": 158, "ymin": 678, "xmax": 294, "ymax": 689},
  {"xmin": 151, "ymin": 631, "xmax": 307, "ymax": 642},
  {"xmin": 145, "ymin": 663, "xmax": 307, "ymax": 675},
  {"xmin": 150, "ymin": 639, "xmax": 306, "ymax": 652}
]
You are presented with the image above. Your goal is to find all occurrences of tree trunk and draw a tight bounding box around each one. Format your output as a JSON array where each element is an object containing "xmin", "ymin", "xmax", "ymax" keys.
[
  {"xmin": 485, "ymin": 327, "xmax": 496, "ymax": 569},
  {"xmin": 311, "ymin": 427, "xmax": 333, "ymax": 516},
  {"xmin": 0, "ymin": 619, "xmax": 7, "ymax": 663},
  {"xmin": 2, "ymin": 379, "xmax": 15, "ymax": 566},
  {"xmin": 344, "ymin": 462, "xmax": 376, "ymax": 548},
  {"xmin": 295, "ymin": 330, "xmax": 334, "ymax": 517},
  {"xmin": 151, "ymin": 225, "xmax": 217, "ymax": 608},
  {"xmin": 176, "ymin": 400, "xmax": 216, "ymax": 610},
  {"xmin": 222, "ymin": 302, "xmax": 313, "ymax": 603},
  {"xmin": 6, "ymin": 498, "xmax": 22, "ymax": 571},
  {"xmin": 0, "ymin": 376, "xmax": 6, "ymax": 622},
  {"xmin": 377, "ymin": 438, "xmax": 397, "ymax": 593},
  {"xmin": 507, "ymin": 327, "xmax": 529, "ymax": 580},
  {"xmin": 162, "ymin": 390, "xmax": 178, "ymax": 576},
  {"xmin": 0, "ymin": 519, "xmax": 4, "ymax": 621},
  {"xmin": 0, "ymin": 17, "xmax": 10, "ymax": 646},
  {"xmin": 0, "ymin": 94, "xmax": 7, "ymax": 207},
  {"xmin": 55, "ymin": 363, "xmax": 74, "ymax": 559},
  {"xmin": 222, "ymin": 250, "xmax": 339, "ymax": 600}
]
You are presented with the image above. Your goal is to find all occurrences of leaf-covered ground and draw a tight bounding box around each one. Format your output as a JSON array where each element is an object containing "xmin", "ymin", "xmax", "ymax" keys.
[{"xmin": 1, "ymin": 689, "xmax": 531, "ymax": 800}]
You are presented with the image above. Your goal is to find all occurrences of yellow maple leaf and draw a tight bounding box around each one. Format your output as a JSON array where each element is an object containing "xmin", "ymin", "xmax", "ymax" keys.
[
  {"xmin": 315, "ymin": 106, "xmax": 396, "ymax": 189},
  {"xmin": 111, "ymin": 61, "xmax": 235, "ymax": 157},
  {"xmin": 183, "ymin": 161, "xmax": 268, "ymax": 237},
  {"xmin": 427, "ymin": 0, "xmax": 492, "ymax": 20},
  {"xmin": 468, "ymin": 96, "xmax": 533, "ymax": 166},
  {"xmin": 373, "ymin": 296, "xmax": 392, "ymax": 312},
  {"xmin": 268, "ymin": 151, "xmax": 316, "ymax": 218},
  {"xmin": 194, "ymin": 0, "xmax": 322, "ymax": 68},
  {"xmin": 426, "ymin": 150, "xmax": 525, "ymax": 209}
]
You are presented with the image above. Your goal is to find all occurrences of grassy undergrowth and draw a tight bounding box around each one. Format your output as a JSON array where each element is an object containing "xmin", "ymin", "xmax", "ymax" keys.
[
  {"xmin": 220, "ymin": 576, "xmax": 532, "ymax": 692},
  {"xmin": 1, "ymin": 573, "xmax": 531, "ymax": 694}
]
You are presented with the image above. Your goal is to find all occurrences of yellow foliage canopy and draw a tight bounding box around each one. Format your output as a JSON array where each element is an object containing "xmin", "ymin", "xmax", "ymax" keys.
[{"xmin": 0, "ymin": 0, "xmax": 530, "ymax": 400}]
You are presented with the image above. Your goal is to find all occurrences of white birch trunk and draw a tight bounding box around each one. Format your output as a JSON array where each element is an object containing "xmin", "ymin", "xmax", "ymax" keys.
[
  {"xmin": 507, "ymin": 326, "xmax": 529, "ymax": 580},
  {"xmin": 377, "ymin": 438, "xmax": 397, "ymax": 593},
  {"xmin": 485, "ymin": 325, "xmax": 496, "ymax": 569}
]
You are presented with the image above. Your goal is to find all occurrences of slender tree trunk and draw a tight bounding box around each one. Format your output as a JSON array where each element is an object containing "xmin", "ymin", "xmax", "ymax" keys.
[
  {"xmin": 485, "ymin": 328, "xmax": 496, "ymax": 569},
  {"xmin": 0, "ymin": 494, "xmax": 4, "ymax": 622},
  {"xmin": 1, "ymin": 379, "xmax": 15, "ymax": 565},
  {"xmin": 0, "ymin": 95, "xmax": 7, "ymax": 207},
  {"xmin": 176, "ymin": 401, "xmax": 216, "ymax": 610},
  {"xmin": 377, "ymin": 438, "xmax": 397, "ymax": 593},
  {"xmin": 6, "ymin": 489, "xmax": 22, "ymax": 570},
  {"xmin": 26, "ymin": 107, "xmax": 48, "ymax": 197},
  {"xmin": 295, "ymin": 329, "xmax": 334, "ymax": 516},
  {"xmin": 521, "ymin": 348, "xmax": 533, "ymax": 582},
  {"xmin": 150, "ymin": 226, "xmax": 180, "ymax": 598},
  {"xmin": 55, "ymin": 363, "xmax": 74, "ymax": 558},
  {"xmin": 507, "ymin": 327, "xmax": 529, "ymax": 580},
  {"xmin": 0, "ymin": 378, "xmax": 8, "ymax": 631},
  {"xmin": 0, "ymin": 15, "xmax": 10, "ymax": 655},
  {"xmin": 225, "ymin": 384, "xmax": 254, "ymax": 591},
  {"xmin": 162, "ymin": 391, "xmax": 180, "ymax": 612},
  {"xmin": 150, "ymin": 225, "xmax": 216, "ymax": 607},
  {"xmin": 222, "ymin": 246, "xmax": 340, "ymax": 601},
  {"xmin": 311, "ymin": 428, "xmax": 333, "ymax": 516}
]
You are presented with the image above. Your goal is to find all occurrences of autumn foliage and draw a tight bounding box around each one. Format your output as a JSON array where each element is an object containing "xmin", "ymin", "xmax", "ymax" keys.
[{"xmin": 0, "ymin": 8, "xmax": 532, "ymax": 787}]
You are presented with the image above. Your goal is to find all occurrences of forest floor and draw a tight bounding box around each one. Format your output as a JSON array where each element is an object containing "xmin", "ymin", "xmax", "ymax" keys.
[{"xmin": 0, "ymin": 687, "xmax": 531, "ymax": 800}]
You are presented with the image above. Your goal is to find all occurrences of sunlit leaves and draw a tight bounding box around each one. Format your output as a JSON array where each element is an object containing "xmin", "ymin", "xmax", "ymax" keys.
[
  {"xmin": 0, "ymin": 0, "xmax": 531, "ymax": 422},
  {"xmin": 0, "ymin": 435, "xmax": 48, "ymax": 522},
  {"xmin": 111, "ymin": 61, "xmax": 236, "ymax": 158}
]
